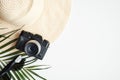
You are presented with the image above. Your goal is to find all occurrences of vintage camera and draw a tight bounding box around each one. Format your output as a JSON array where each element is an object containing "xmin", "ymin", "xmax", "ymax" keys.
[{"xmin": 15, "ymin": 30, "xmax": 50, "ymax": 60}]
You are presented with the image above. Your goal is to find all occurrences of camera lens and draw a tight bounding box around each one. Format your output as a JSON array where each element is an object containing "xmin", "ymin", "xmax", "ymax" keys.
[
  {"xmin": 24, "ymin": 40, "xmax": 41, "ymax": 56},
  {"xmin": 25, "ymin": 43, "xmax": 38, "ymax": 55}
]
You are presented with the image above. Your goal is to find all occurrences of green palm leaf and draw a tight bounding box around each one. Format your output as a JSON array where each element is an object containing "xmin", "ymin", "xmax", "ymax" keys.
[{"xmin": 0, "ymin": 27, "xmax": 49, "ymax": 80}]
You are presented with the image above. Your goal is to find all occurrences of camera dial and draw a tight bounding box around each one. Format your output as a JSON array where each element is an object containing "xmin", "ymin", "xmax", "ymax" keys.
[{"xmin": 24, "ymin": 40, "xmax": 41, "ymax": 56}]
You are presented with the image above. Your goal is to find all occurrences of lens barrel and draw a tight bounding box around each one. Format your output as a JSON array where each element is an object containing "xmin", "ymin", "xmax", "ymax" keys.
[{"xmin": 24, "ymin": 40, "xmax": 41, "ymax": 56}]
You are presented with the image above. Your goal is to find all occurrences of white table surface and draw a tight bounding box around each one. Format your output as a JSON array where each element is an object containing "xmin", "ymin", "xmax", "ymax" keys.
[{"xmin": 38, "ymin": 0, "xmax": 120, "ymax": 80}]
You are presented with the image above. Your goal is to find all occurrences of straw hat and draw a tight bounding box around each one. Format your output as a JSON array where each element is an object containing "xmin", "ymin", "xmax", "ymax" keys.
[{"xmin": 0, "ymin": 0, "xmax": 71, "ymax": 43}]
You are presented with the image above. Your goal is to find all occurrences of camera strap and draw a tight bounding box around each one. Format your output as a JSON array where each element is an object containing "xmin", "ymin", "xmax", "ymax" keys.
[{"xmin": 0, "ymin": 55, "xmax": 25, "ymax": 79}]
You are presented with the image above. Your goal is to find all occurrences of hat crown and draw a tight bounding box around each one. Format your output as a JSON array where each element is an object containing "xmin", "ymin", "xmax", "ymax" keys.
[{"xmin": 0, "ymin": 0, "xmax": 44, "ymax": 26}]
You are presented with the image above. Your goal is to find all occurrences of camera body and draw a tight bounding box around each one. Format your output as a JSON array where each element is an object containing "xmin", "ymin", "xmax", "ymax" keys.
[{"xmin": 15, "ymin": 30, "xmax": 50, "ymax": 60}]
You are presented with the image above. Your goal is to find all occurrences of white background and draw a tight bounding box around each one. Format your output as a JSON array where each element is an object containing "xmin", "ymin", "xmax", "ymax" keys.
[{"xmin": 39, "ymin": 0, "xmax": 120, "ymax": 80}]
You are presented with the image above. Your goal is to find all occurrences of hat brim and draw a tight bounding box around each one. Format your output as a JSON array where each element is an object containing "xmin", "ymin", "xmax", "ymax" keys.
[{"xmin": 0, "ymin": 0, "xmax": 71, "ymax": 43}]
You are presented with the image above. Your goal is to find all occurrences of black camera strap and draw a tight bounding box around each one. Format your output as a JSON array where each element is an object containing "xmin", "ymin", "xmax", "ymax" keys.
[{"xmin": 0, "ymin": 55, "xmax": 25, "ymax": 79}]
